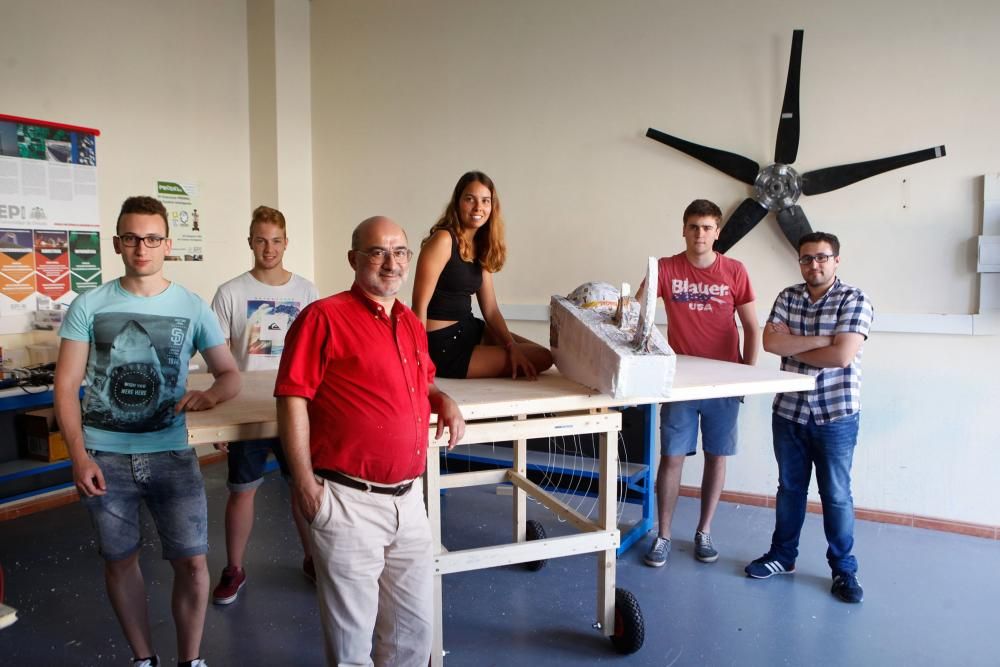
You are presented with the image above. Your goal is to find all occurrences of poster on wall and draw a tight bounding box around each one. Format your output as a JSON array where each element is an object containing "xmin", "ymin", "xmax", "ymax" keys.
[
  {"xmin": 156, "ymin": 180, "xmax": 203, "ymax": 261},
  {"xmin": 0, "ymin": 229, "xmax": 36, "ymax": 312},
  {"xmin": 69, "ymin": 230, "xmax": 102, "ymax": 294},
  {"xmin": 0, "ymin": 113, "xmax": 101, "ymax": 330},
  {"xmin": 33, "ymin": 229, "xmax": 70, "ymax": 302}
]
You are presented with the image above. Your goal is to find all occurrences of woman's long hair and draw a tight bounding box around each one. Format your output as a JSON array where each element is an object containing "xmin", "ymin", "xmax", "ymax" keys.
[{"xmin": 423, "ymin": 171, "xmax": 506, "ymax": 272}]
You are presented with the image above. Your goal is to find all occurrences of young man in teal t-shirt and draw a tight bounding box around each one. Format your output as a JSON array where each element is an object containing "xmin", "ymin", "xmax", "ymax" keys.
[{"xmin": 54, "ymin": 196, "xmax": 241, "ymax": 667}]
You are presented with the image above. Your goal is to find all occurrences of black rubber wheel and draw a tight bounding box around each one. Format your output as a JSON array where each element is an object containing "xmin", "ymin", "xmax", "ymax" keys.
[
  {"xmin": 610, "ymin": 587, "xmax": 644, "ymax": 654},
  {"xmin": 522, "ymin": 519, "xmax": 547, "ymax": 571}
]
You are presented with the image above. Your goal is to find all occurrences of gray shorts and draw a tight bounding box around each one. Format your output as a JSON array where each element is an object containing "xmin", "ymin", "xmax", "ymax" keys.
[{"xmin": 82, "ymin": 448, "xmax": 208, "ymax": 561}]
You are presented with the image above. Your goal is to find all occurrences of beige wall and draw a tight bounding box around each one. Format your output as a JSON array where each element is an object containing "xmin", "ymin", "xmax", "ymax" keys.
[
  {"xmin": 1, "ymin": 0, "xmax": 253, "ymax": 302},
  {"xmin": 247, "ymin": 0, "xmax": 315, "ymax": 274},
  {"xmin": 2, "ymin": 0, "xmax": 997, "ymax": 526},
  {"xmin": 310, "ymin": 0, "xmax": 1000, "ymax": 525},
  {"xmin": 310, "ymin": 0, "xmax": 998, "ymax": 313},
  {"xmin": 0, "ymin": 0, "xmax": 314, "ymax": 342}
]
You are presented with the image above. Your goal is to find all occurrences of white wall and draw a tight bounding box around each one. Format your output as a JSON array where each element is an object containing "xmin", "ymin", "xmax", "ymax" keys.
[
  {"xmin": 3, "ymin": 0, "xmax": 996, "ymax": 526},
  {"xmin": 247, "ymin": 0, "xmax": 315, "ymax": 275},
  {"xmin": 1, "ymin": 0, "xmax": 253, "ymax": 303},
  {"xmin": 1, "ymin": 0, "xmax": 315, "ymax": 345},
  {"xmin": 310, "ymin": 0, "xmax": 1000, "ymax": 525}
]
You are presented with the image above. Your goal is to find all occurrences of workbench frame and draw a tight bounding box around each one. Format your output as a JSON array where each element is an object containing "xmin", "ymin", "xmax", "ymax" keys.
[
  {"xmin": 425, "ymin": 408, "xmax": 624, "ymax": 665},
  {"xmin": 185, "ymin": 358, "xmax": 815, "ymax": 663}
]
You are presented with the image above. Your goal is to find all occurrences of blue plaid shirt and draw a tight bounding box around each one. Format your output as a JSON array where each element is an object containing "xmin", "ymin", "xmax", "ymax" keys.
[{"xmin": 770, "ymin": 278, "xmax": 873, "ymax": 425}]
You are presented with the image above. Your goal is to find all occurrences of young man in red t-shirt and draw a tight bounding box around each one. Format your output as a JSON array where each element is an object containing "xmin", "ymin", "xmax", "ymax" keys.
[{"xmin": 640, "ymin": 199, "xmax": 760, "ymax": 568}]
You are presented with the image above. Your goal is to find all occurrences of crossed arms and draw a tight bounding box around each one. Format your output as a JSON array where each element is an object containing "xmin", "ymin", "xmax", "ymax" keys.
[{"xmin": 762, "ymin": 321, "xmax": 864, "ymax": 369}]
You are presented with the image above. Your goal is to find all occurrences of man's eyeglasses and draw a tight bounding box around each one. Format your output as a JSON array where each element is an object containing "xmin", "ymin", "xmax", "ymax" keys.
[
  {"xmin": 117, "ymin": 234, "xmax": 166, "ymax": 248},
  {"xmin": 355, "ymin": 247, "xmax": 413, "ymax": 264},
  {"xmin": 798, "ymin": 253, "xmax": 835, "ymax": 266}
]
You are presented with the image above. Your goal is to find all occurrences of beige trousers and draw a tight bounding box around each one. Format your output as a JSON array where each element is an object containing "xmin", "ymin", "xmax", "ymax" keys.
[{"xmin": 309, "ymin": 476, "xmax": 433, "ymax": 667}]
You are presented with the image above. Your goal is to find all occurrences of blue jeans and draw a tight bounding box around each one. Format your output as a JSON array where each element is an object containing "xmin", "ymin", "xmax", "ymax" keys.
[
  {"xmin": 770, "ymin": 412, "xmax": 860, "ymax": 574},
  {"xmin": 83, "ymin": 448, "xmax": 208, "ymax": 561}
]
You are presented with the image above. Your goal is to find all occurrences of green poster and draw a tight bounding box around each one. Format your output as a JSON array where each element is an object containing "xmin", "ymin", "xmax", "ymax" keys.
[{"xmin": 69, "ymin": 231, "xmax": 102, "ymax": 294}]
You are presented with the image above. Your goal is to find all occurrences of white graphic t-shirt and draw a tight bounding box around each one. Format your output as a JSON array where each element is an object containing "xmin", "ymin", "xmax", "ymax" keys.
[{"xmin": 211, "ymin": 272, "xmax": 318, "ymax": 371}]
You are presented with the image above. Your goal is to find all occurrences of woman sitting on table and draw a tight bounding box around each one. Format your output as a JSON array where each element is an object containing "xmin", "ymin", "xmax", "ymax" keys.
[{"xmin": 413, "ymin": 171, "xmax": 553, "ymax": 379}]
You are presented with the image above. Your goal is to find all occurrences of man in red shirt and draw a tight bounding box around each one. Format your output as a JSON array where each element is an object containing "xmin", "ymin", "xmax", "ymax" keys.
[
  {"xmin": 275, "ymin": 216, "xmax": 465, "ymax": 666},
  {"xmin": 640, "ymin": 199, "xmax": 760, "ymax": 568}
]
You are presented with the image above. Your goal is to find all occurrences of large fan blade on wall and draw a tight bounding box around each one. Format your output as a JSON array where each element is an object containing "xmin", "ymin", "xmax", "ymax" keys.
[
  {"xmin": 646, "ymin": 29, "xmax": 947, "ymax": 253},
  {"xmin": 801, "ymin": 147, "xmax": 946, "ymax": 196},
  {"xmin": 716, "ymin": 198, "xmax": 768, "ymax": 254},
  {"xmin": 645, "ymin": 129, "xmax": 760, "ymax": 186},
  {"xmin": 773, "ymin": 30, "xmax": 803, "ymax": 165}
]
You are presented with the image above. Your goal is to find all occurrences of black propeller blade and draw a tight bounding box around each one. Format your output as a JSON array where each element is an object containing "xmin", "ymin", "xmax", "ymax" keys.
[
  {"xmin": 774, "ymin": 30, "xmax": 803, "ymax": 165},
  {"xmin": 801, "ymin": 145, "xmax": 946, "ymax": 196},
  {"xmin": 646, "ymin": 128, "xmax": 760, "ymax": 186},
  {"xmin": 776, "ymin": 205, "xmax": 813, "ymax": 249},
  {"xmin": 714, "ymin": 198, "xmax": 769, "ymax": 254}
]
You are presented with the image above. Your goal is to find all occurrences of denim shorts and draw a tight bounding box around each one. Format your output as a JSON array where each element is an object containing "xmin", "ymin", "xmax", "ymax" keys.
[
  {"xmin": 660, "ymin": 397, "xmax": 741, "ymax": 457},
  {"xmin": 227, "ymin": 438, "xmax": 290, "ymax": 492},
  {"xmin": 427, "ymin": 315, "xmax": 486, "ymax": 379},
  {"xmin": 82, "ymin": 448, "xmax": 208, "ymax": 561}
]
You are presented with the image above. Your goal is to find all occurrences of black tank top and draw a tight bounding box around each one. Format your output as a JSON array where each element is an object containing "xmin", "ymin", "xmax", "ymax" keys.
[{"xmin": 426, "ymin": 232, "xmax": 482, "ymax": 320}]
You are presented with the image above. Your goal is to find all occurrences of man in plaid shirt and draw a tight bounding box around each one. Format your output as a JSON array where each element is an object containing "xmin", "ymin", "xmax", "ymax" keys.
[{"xmin": 744, "ymin": 232, "xmax": 874, "ymax": 604}]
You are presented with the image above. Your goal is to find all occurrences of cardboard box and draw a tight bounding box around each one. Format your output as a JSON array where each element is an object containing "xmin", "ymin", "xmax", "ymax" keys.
[
  {"xmin": 27, "ymin": 343, "xmax": 58, "ymax": 365},
  {"xmin": 18, "ymin": 408, "xmax": 69, "ymax": 462}
]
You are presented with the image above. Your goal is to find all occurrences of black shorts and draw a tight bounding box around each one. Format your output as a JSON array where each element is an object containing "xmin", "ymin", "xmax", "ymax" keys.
[{"xmin": 427, "ymin": 315, "xmax": 486, "ymax": 378}]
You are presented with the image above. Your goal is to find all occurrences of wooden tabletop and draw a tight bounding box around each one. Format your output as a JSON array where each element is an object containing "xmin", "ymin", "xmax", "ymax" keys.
[{"xmin": 185, "ymin": 356, "xmax": 813, "ymax": 445}]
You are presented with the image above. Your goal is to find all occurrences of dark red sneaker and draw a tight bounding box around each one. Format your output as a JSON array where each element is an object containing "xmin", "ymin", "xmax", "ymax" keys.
[{"xmin": 212, "ymin": 566, "xmax": 246, "ymax": 605}]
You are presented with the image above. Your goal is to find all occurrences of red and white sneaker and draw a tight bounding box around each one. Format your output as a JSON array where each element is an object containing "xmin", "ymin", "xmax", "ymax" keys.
[{"xmin": 211, "ymin": 566, "xmax": 246, "ymax": 605}]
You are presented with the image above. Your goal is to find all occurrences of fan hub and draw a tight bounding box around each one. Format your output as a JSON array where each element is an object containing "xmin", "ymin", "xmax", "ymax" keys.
[{"xmin": 754, "ymin": 163, "xmax": 802, "ymax": 211}]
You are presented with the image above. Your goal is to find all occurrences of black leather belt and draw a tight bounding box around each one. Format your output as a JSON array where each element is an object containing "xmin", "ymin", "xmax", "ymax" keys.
[{"xmin": 315, "ymin": 469, "xmax": 413, "ymax": 496}]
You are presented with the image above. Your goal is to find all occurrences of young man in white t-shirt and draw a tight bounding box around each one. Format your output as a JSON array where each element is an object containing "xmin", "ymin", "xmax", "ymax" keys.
[{"xmin": 209, "ymin": 206, "xmax": 319, "ymax": 604}]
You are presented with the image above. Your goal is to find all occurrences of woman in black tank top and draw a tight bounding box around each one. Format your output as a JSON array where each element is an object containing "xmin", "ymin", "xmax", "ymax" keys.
[{"xmin": 412, "ymin": 171, "xmax": 553, "ymax": 379}]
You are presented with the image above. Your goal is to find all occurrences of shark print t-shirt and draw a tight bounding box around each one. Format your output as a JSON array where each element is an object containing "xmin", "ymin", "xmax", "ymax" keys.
[{"xmin": 60, "ymin": 279, "xmax": 225, "ymax": 453}]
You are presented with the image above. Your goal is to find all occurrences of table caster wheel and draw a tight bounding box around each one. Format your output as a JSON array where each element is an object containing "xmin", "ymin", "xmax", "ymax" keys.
[
  {"xmin": 522, "ymin": 519, "xmax": 547, "ymax": 571},
  {"xmin": 610, "ymin": 587, "xmax": 644, "ymax": 654}
]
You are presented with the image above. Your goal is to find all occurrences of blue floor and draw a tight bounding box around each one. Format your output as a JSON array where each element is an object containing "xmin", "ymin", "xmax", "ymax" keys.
[{"xmin": 1, "ymin": 460, "xmax": 998, "ymax": 666}]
